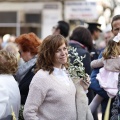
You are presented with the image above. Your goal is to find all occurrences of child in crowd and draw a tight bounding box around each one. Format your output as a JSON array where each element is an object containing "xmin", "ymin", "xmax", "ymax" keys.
[{"xmin": 90, "ymin": 33, "xmax": 120, "ymax": 113}]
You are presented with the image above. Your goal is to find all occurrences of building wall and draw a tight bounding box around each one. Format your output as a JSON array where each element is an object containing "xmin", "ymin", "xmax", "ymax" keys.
[{"xmin": 0, "ymin": 2, "xmax": 62, "ymax": 39}]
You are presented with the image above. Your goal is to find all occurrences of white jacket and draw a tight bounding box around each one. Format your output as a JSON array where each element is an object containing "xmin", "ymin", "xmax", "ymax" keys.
[{"xmin": 0, "ymin": 74, "xmax": 20, "ymax": 119}]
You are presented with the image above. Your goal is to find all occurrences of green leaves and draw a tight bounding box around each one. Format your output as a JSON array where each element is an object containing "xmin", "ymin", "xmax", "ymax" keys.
[{"xmin": 68, "ymin": 46, "xmax": 87, "ymax": 80}]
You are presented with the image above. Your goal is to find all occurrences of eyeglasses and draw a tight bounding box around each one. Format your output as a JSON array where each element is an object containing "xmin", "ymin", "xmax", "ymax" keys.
[{"xmin": 18, "ymin": 50, "xmax": 23, "ymax": 56}]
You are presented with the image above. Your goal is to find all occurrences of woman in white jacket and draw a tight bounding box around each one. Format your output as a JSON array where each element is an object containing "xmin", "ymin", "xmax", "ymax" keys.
[{"xmin": 0, "ymin": 50, "xmax": 20, "ymax": 120}]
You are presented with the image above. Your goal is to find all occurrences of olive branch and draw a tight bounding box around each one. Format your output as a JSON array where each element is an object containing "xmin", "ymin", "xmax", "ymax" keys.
[{"xmin": 68, "ymin": 46, "xmax": 88, "ymax": 83}]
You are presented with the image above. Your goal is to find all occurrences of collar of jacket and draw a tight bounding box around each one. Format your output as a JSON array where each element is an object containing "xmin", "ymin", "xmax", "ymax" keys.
[{"xmin": 69, "ymin": 40, "xmax": 87, "ymax": 50}]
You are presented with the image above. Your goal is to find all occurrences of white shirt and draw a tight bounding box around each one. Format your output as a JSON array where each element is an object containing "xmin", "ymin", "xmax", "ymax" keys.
[{"xmin": 53, "ymin": 67, "xmax": 70, "ymax": 86}]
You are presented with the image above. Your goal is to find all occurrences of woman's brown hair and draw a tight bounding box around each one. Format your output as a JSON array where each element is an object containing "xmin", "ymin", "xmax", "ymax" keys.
[
  {"xmin": 102, "ymin": 39, "xmax": 120, "ymax": 59},
  {"xmin": 36, "ymin": 34, "xmax": 68, "ymax": 74},
  {"xmin": 70, "ymin": 26, "xmax": 93, "ymax": 51},
  {"xmin": 0, "ymin": 50, "xmax": 18, "ymax": 74}
]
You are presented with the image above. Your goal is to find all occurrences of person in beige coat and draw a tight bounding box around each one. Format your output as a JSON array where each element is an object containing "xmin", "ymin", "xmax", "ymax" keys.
[{"xmin": 23, "ymin": 34, "xmax": 93, "ymax": 120}]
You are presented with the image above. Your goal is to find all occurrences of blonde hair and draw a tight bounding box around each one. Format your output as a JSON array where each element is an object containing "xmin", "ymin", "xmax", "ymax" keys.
[
  {"xmin": 3, "ymin": 42, "xmax": 20, "ymax": 62},
  {"xmin": 102, "ymin": 39, "xmax": 120, "ymax": 59},
  {"xmin": 0, "ymin": 50, "xmax": 18, "ymax": 74}
]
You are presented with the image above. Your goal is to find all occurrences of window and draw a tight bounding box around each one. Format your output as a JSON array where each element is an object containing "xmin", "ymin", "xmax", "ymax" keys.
[
  {"xmin": 25, "ymin": 13, "xmax": 41, "ymax": 23},
  {"xmin": 0, "ymin": 12, "xmax": 17, "ymax": 23}
]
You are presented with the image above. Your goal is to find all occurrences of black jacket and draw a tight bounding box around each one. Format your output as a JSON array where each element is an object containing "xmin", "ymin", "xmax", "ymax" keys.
[
  {"xmin": 19, "ymin": 64, "xmax": 36, "ymax": 105},
  {"xmin": 89, "ymin": 47, "xmax": 99, "ymax": 61}
]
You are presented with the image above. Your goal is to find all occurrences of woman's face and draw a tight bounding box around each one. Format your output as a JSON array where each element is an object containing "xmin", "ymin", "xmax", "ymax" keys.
[
  {"xmin": 112, "ymin": 19, "xmax": 120, "ymax": 36},
  {"xmin": 18, "ymin": 45, "xmax": 32, "ymax": 62},
  {"xmin": 53, "ymin": 43, "xmax": 68, "ymax": 68}
]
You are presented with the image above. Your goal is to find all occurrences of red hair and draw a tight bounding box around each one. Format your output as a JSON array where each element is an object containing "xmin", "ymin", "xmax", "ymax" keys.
[{"xmin": 15, "ymin": 32, "xmax": 42, "ymax": 56}]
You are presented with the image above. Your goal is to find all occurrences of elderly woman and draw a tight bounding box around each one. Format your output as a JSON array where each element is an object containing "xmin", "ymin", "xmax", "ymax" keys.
[
  {"xmin": 3, "ymin": 42, "xmax": 24, "ymax": 66},
  {"xmin": 0, "ymin": 50, "xmax": 20, "ymax": 120},
  {"xmin": 14, "ymin": 32, "xmax": 42, "ymax": 105}
]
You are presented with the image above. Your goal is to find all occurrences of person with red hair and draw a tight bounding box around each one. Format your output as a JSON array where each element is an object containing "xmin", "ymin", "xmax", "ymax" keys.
[{"xmin": 14, "ymin": 32, "xmax": 42, "ymax": 105}]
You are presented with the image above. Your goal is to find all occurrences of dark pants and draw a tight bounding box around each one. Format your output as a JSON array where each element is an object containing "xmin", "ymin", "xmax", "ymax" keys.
[{"xmin": 101, "ymin": 98, "xmax": 115, "ymax": 120}]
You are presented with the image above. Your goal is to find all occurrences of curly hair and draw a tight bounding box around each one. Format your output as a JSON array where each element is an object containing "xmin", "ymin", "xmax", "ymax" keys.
[
  {"xmin": 15, "ymin": 32, "xmax": 42, "ymax": 56},
  {"xmin": 36, "ymin": 34, "xmax": 68, "ymax": 74},
  {"xmin": 0, "ymin": 50, "xmax": 18, "ymax": 74},
  {"xmin": 3, "ymin": 42, "xmax": 20, "ymax": 63},
  {"xmin": 102, "ymin": 39, "xmax": 120, "ymax": 59}
]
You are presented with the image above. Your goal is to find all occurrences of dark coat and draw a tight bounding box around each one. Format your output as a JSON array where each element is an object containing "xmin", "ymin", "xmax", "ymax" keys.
[
  {"xmin": 89, "ymin": 47, "xmax": 99, "ymax": 61},
  {"xmin": 19, "ymin": 64, "xmax": 35, "ymax": 105}
]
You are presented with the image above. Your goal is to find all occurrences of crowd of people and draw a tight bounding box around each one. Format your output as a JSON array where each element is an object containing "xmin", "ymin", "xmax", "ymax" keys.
[{"xmin": 0, "ymin": 14, "xmax": 120, "ymax": 120}]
